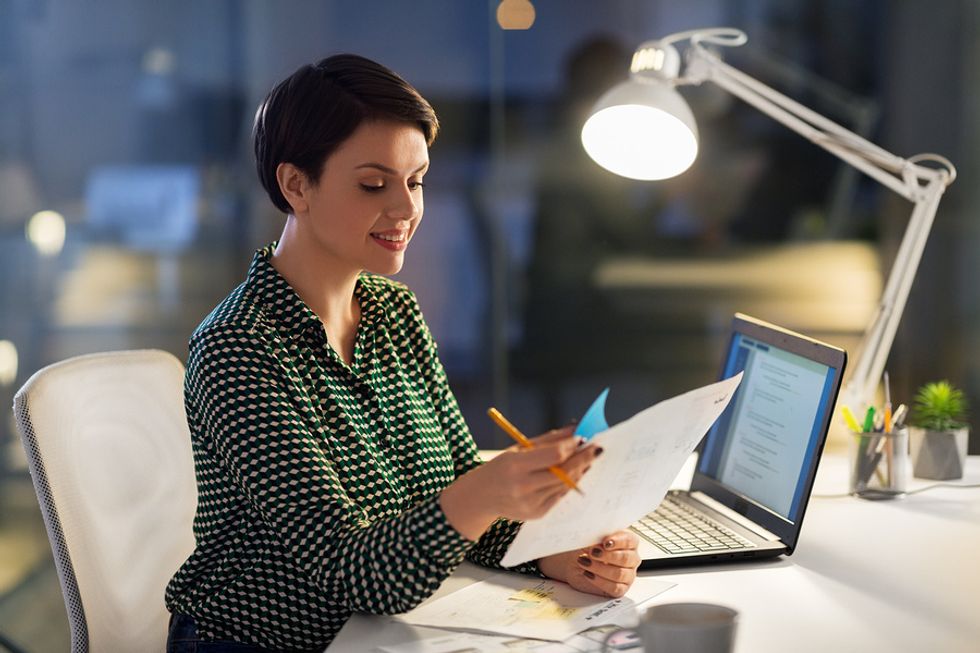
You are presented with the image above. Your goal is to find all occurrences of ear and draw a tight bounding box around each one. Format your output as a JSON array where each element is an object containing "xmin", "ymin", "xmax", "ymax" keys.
[{"xmin": 276, "ymin": 162, "xmax": 312, "ymax": 216}]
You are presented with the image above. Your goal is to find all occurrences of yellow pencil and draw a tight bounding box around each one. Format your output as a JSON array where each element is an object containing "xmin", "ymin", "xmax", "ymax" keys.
[{"xmin": 487, "ymin": 407, "xmax": 584, "ymax": 496}]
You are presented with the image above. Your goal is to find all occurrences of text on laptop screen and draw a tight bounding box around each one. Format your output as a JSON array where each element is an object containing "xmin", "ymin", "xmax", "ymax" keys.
[{"xmin": 698, "ymin": 333, "xmax": 837, "ymax": 521}]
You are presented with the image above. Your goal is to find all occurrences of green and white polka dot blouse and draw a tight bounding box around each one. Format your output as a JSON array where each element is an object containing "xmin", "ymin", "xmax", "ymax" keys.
[{"xmin": 165, "ymin": 244, "xmax": 539, "ymax": 651}]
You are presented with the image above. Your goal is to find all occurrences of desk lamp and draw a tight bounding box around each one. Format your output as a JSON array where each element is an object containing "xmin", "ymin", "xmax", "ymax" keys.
[{"xmin": 580, "ymin": 27, "xmax": 956, "ymax": 409}]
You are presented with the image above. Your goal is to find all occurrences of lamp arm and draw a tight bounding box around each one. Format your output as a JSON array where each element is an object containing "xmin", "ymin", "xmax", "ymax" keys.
[
  {"xmin": 843, "ymin": 177, "xmax": 947, "ymax": 407},
  {"xmin": 679, "ymin": 42, "xmax": 954, "ymax": 409},
  {"xmin": 683, "ymin": 47, "xmax": 941, "ymax": 197}
]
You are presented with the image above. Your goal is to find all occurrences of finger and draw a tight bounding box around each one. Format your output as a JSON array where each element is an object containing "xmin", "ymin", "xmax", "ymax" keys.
[
  {"xmin": 594, "ymin": 530, "xmax": 640, "ymax": 553},
  {"xmin": 589, "ymin": 549, "xmax": 642, "ymax": 569},
  {"xmin": 512, "ymin": 439, "xmax": 581, "ymax": 469},
  {"xmin": 528, "ymin": 475, "xmax": 565, "ymax": 498},
  {"xmin": 575, "ymin": 565, "xmax": 631, "ymax": 598},
  {"xmin": 528, "ymin": 425, "xmax": 579, "ymax": 446},
  {"xmin": 579, "ymin": 557, "xmax": 636, "ymax": 585},
  {"xmin": 557, "ymin": 444, "xmax": 603, "ymax": 478},
  {"xmin": 540, "ymin": 484, "xmax": 569, "ymax": 510},
  {"xmin": 506, "ymin": 467, "xmax": 573, "ymax": 496},
  {"xmin": 527, "ymin": 483, "xmax": 570, "ymax": 518},
  {"xmin": 583, "ymin": 535, "xmax": 640, "ymax": 566},
  {"xmin": 495, "ymin": 474, "xmax": 568, "ymax": 521},
  {"xmin": 566, "ymin": 463, "xmax": 590, "ymax": 484},
  {"xmin": 577, "ymin": 551, "xmax": 634, "ymax": 578},
  {"xmin": 562, "ymin": 458, "xmax": 595, "ymax": 485},
  {"xmin": 496, "ymin": 445, "xmax": 565, "ymax": 471}
]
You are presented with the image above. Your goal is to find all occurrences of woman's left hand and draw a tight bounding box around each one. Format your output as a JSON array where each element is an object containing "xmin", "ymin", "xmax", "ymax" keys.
[{"xmin": 537, "ymin": 530, "xmax": 641, "ymax": 598}]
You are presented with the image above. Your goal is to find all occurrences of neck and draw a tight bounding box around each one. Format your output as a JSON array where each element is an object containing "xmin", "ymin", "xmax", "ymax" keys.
[{"xmin": 270, "ymin": 216, "xmax": 360, "ymax": 329}]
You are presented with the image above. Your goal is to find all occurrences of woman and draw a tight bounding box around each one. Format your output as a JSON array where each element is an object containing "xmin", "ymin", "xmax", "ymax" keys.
[{"xmin": 165, "ymin": 54, "xmax": 640, "ymax": 652}]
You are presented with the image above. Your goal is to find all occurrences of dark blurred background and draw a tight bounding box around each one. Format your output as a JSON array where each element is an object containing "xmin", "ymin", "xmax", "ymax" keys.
[{"xmin": 1, "ymin": 1, "xmax": 978, "ymax": 647}]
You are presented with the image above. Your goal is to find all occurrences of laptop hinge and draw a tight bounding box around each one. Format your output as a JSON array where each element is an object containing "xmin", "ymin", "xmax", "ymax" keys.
[{"xmin": 689, "ymin": 491, "xmax": 782, "ymax": 542}]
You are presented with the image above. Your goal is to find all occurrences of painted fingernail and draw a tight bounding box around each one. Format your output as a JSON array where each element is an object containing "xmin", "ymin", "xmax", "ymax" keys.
[
  {"xmin": 577, "ymin": 555, "xmax": 592, "ymax": 567},
  {"xmin": 583, "ymin": 570, "xmax": 596, "ymax": 580},
  {"xmin": 591, "ymin": 547, "xmax": 603, "ymax": 557},
  {"xmin": 604, "ymin": 539, "xmax": 615, "ymax": 549},
  {"xmin": 594, "ymin": 447, "xmax": 604, "ymax": 457}
]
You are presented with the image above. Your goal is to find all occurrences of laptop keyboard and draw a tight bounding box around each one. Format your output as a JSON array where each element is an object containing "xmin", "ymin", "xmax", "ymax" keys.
[{"xmin": 632, "ymin": 496, "xmax": 756, "ymax": 555}]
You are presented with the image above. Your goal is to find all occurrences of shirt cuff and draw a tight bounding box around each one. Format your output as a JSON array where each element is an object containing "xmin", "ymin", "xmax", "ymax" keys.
[{"xmin": 414, "ymin": 494, "xmax": 474, "ymax": 565}]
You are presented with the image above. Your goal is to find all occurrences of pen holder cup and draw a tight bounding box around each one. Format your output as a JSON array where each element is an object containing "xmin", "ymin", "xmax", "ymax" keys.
[{"xmin": 849, "ymin": 429, "xmax": 909, "ymax": 499}]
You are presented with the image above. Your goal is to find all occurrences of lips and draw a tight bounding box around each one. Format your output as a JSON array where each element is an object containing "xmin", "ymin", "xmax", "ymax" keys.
[{"xmin": 370, "ymin": 230, "xmax": 409, "ymax": 251}]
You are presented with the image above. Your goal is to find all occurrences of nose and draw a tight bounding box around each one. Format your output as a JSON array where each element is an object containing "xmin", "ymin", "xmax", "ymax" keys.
[{"xmin": 386, "ymin": 184, "xmax": 421, "ymax": 221}]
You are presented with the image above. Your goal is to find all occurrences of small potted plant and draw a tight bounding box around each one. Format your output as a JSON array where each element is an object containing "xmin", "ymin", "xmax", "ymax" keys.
[{"xmin": 908, "ymin": 380, "xmax": 970, "ymax": 480}]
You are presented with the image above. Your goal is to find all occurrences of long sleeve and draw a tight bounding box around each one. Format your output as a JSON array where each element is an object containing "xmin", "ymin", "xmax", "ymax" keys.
[
  {"xmin": 166, "ymin": 247, "xmax": 542, "ymax": 651},
  {"xmin": 396, "ymin": 290, "xmax": 542, "ymax": 576},
  {"xmin": 185, "ymin": 326, "xmax": 472, "ymax": 615}
]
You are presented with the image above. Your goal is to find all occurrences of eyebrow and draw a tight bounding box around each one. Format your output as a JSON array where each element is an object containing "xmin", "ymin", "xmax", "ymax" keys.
[{"xmin": 354, "ymin": 162, "xmax": 429, "ymax": 175}]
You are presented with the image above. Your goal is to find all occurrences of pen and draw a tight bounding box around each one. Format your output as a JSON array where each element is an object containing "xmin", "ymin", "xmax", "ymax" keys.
[
  {"xmin": 840, "ymin": 405, "xmax": 862, "ymax": 432},
  {"xmin": 862, "ymin": 406, "xmax": 876, "ymax": 433},
  {"xmin": 487, "ymin": 407, "xmax": 584, "ymax": 496},
  {"xmin": 883, "ymin": 371, "xmax": 893, "ymax": 433},
  {"xmin": 865, "ymin": 436, "xmax": 888, "ymax": 488}
]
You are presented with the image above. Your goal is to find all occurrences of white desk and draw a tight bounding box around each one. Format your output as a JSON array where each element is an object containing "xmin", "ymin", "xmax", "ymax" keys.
[{"xmin": 330, "ymin": 454, "xmax": 980, "ymax": 652}]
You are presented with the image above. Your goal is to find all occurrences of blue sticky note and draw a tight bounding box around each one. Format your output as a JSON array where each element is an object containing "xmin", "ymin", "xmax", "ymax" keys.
[{"xmin": 574, "ymin": 388, "xmax": 610, "ymax": 440}]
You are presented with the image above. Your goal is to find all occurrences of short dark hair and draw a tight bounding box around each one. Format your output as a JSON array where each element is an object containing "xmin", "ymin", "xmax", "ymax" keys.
[{"xmin": 253, "ymin": 54, "xmax": 439, "ymax": 214}]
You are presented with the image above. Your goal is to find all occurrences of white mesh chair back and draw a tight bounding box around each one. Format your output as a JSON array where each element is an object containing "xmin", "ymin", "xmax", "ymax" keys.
[{"xmin": 12, "ymin": 350, "xmax": 197, "ymax": 653}]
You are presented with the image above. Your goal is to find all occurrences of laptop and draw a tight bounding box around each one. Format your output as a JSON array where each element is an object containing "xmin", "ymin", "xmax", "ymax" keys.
[{"xmin": 634, "ymin": 313, "xmax": 846, "ymax": 569}]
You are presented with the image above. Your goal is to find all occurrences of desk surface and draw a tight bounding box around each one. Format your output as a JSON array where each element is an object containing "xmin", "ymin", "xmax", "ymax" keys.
[{"xmin": 331, "ymin": 455, "xmax": 980, "ymax": 652}]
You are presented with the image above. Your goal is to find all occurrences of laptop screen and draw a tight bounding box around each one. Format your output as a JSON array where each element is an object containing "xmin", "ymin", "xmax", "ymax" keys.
[{"xmin": 697, "ymin": 326, "xmax": 840, "ymax": 524}]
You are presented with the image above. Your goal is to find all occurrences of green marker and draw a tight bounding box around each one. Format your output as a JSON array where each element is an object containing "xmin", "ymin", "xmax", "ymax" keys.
[{"xmin": 862, "ymin": 405, "xmax": 876, "ymax": 433}]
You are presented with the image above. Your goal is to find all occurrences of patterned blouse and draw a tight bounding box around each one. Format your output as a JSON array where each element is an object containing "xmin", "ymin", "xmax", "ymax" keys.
[{"xmin": 165, "ymin": 244, "xmax": 538, "ymax": 651}]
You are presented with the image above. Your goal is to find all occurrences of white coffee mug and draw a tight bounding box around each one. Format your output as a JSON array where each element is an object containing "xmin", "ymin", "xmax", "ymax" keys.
[{"xmin": 602, "ymin": 602, "xmax": 738, "ymax": 652}]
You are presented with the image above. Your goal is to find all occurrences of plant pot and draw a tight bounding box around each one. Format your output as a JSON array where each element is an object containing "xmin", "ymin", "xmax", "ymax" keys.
[{"xmin": 909, "ymin": 426, "xmax": 969, "ymax": 480}]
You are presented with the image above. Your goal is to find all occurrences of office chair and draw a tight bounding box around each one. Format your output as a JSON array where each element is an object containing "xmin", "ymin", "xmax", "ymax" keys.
[
  {"xmin": 12, "ymin": 350, "xmax": 197, "ymax": 653},
  {"xmin": 0, "ymin": 632, "xmax": 27, "ymax": 653}
]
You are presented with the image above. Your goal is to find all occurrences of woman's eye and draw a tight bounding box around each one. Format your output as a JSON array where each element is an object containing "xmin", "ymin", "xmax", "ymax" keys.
[
  {"xmin": 360, "ymin": 184, "xmax": 384, "ymax": 193},
  {"xmin": 409, "ymin": 181, "xmax": 426, "ymax": 191}
]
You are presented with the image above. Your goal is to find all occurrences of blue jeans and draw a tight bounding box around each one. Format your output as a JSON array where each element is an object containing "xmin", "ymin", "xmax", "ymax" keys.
[{"xmin": 166, "ymin": 613, "xmax": 276, "ymax": 653}]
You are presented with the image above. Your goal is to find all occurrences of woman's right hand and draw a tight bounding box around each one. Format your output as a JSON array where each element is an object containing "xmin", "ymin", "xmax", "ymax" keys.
[{"xmin": 439, "ymin": 425, "xmax": 602, "ymax": 541}]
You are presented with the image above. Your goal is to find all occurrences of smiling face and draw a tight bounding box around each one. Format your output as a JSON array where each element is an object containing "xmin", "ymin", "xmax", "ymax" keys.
[{"xmin": 286, "ymin": 119, "xmax": 429, "ymax": 277}]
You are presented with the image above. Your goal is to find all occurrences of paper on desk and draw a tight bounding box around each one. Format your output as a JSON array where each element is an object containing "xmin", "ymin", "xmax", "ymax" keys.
[
  {"xmin": 393, "ymin": 571, "xmax": 673, "ymax": 642},
  {"xmin": 377, "ymin": 630, "xmax": 591, "ymax": 653},
  {"xmin": 501, "ymin": 373, "xmax": 743, "ymax": 567},
  {"xmin": 378, "ymin": 623, "xmax": 639, "ymax": 653}
]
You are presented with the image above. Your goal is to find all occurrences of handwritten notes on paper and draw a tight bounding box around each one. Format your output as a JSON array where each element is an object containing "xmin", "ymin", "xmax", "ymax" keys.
[
  {"xmin": 393, "ymin": 571, "xmax": 674, "ymax": 642},
  {"xmin": 501, "ymin": 373, "xmax": 743, "ymax": 567}
]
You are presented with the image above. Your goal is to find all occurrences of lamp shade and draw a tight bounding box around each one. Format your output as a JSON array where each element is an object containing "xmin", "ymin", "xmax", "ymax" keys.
[{"xmin": 581, "ymin": 77, "xmax": 699, "ymax": 180}]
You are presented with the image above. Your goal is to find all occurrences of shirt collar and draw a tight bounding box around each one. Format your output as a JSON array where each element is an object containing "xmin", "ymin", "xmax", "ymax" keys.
[{"xmin": 246, "ymin": 242, "xmax": 382, "ymax": 341}]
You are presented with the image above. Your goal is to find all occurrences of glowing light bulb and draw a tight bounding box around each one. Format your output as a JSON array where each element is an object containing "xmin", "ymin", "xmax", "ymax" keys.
[
  {"xmin": 581, "ymin": 77, "xmax": 699, "ymax": 180},
  {"xmin": 582, "ymin": 105, "xmax": 698, "ymax": 180}
]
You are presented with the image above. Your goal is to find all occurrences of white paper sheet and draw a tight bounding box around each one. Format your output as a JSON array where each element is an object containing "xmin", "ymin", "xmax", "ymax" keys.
[
  {"xmin": 377, "ymin": 623, "xmax": 640, "ymax": 653},
  {"xmin": 393, "ymin": 572, "xmax": 674, "ymax": 642},
  {"xmin": 377, "ymin": 630, "xmax": 590, "ymax": 653},
  {"xmin": 501, "ymin": 373, "xmax": 743, "ymax": 567}
]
